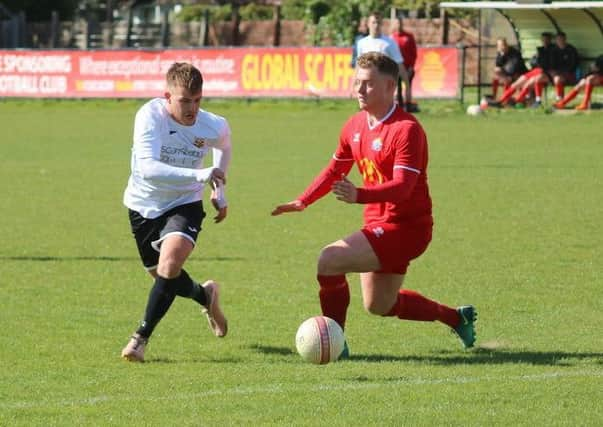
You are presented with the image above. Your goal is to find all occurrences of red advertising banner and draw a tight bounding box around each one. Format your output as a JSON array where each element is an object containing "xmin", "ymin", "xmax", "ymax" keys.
[{"xmin": 0, "ymin": 47, "xmax": 458, "ymax": 99}]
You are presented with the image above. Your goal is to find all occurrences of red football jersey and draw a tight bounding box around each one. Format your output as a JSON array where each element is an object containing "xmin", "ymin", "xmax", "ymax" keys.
[
  {"xmin": 335, "ymin": 105, "xmax": 432, "ymax": 225},
  {"xmin": 391, "ymin": 30, "xmax": 417, "ymax": 68}
]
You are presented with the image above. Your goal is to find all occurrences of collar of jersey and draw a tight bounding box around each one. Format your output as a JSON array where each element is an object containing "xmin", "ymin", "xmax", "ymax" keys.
[{"xmin": 366, "ymin": 103, "xmax": 396, "ymax": 130}]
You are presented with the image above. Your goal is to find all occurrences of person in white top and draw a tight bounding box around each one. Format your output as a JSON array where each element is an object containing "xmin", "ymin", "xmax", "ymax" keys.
[
  {"xmin": 121, "ymin": 62, "xmax": 230, "ymax": 362},
  {"xmin": 355, "ymin": 11, "xmax": 411, "ymax": 110}
]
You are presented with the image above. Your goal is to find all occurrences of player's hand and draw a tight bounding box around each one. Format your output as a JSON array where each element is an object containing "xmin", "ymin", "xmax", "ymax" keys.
[
  {"xmin": 332, "ymin": 174, "xmax": 357, "ymax": 203},
  {"xmin": 271, "ymin": 200, "xmax": 306, "ymax": 216},
  {"xmin": 210, "ymin": 187, "xmax": 227, "ymax": 223},
  {"xmin": 209, "ymin": 168, "xmax": 226, "ymax": 187}
]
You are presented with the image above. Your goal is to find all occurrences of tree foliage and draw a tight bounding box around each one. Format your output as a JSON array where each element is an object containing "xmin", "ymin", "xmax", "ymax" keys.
[{"xmin": 1, "ymin": 0, "xmax": 78, "ymax": 21}]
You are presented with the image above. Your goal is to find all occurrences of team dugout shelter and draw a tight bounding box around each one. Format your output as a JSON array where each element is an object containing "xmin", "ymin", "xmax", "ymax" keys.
[{"xmin": 440, "ymin": 1, "xmax": 603, "ymax": 102}]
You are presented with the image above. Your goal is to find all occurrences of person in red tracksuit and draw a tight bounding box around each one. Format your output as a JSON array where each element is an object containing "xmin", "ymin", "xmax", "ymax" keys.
[{"xmin": 390, "ymin": 15, "xmax": 419, "ymax": 112}]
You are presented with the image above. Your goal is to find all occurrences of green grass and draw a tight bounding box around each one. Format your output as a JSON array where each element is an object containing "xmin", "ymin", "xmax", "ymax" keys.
[{"xmin": 0, "ymin": 99, "xmax": 601, "ymax": 426}]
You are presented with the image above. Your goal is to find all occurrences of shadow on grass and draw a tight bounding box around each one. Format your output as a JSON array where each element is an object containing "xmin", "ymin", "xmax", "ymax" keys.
[
  {"xmin": 247, "ymin": 344, "xmax": 602, "ymax": 367},
  {"xmin": 145, "ymin": 356, "xmax": 245, "ymax": 364},
  {"xmin": 249, "ymin": 344, "xmax": 297, "ymax": 357},
  {"xmin": 1, "ymin": 255, "xmax": 244, "ymax": 262},
  {"xmin": 349, "ymin": 348, "xmax": 603, "ymax": 366}
]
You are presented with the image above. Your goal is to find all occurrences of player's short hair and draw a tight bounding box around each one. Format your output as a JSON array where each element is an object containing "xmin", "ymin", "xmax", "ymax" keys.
[
  {"xmin": 356, "ymin": 52, "xmax": 399, "ymax": 81},
  {"xmin": 556, "ymin": 31, "xmax": 566, "ymax": 38},
  {"xmin": 369, "ymin": 11, "xmax": 382, "ymax": 21},
  {"xmin": 166, "ymin": 62, "xmax": 203, "ymax": 93},
  {"xmin": 541, "ymin": 32, "xmax": 553, "ymax": 38}
]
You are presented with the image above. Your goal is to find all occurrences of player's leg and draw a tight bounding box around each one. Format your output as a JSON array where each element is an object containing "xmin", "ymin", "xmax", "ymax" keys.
[
  {"xmin": 492, "ymin": 68, "xmax": 502, "ymax": 98},
  {"xmin": 499, "ymin": 74, "xmax": 526, "ymax": 103},
  {"xmin": 576, "ymin": 74, "xmax": 599, "ymax": 110},
  {"xmin": 514, "ymin": 76, "xmax": 536, "ymax": 104},
  {"xmin": 553, "ymin": 73, "xmax": 565, "ymax": 100},
  {"xmin": 396, "ymin": 76, "xmax": 403, "ymax": 106},
  {"xmin": 315, "ymin": 231, "xmax": 380, "ymax": 331},
  {"xmin": 554, "ymin": 78, "xmax": 586, "ymax": 108}
]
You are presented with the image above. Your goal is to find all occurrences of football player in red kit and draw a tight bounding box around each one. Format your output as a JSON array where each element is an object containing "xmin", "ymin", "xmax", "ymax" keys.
[{"xmin": 272, "ymin": 52, "xmax": 476, "ymax": 356}]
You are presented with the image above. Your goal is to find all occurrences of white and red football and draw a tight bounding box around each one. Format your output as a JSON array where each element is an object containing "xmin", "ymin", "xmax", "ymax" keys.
[{"xmin": 295, "ymin": 316, "xmax": 345, "ymax": 364}]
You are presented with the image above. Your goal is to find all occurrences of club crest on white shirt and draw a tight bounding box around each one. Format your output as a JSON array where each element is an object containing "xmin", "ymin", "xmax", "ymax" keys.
[
  {"xmin": 353, "ymin": 132, "xmax": 361, "ymax": 143},
  {"xmin": 371, "ymin": 138, "xmax": 383, "ymax": 152},
  {"xmin": 193, "ymin": 137, "xmax": 206, "ymax": 148}
]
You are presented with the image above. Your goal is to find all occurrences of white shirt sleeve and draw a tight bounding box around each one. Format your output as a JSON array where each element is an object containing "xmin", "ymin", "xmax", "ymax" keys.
[
  {"xmin": 212, "ymin": 120, "xmax": 232, "ymax": 173},
  {"xmin": 133, "ymin": 106, "xmax": 216, "ymax": 184},
  {"xmin": 386, "ymin": 37, "xmax": 404, "ymax": 65}
]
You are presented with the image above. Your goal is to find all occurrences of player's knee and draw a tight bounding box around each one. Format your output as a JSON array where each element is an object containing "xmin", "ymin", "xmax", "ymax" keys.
[
  {"xmin": 585, "ymin": 74, "xmax": 596, "ymax": 84},
  {"xmin": 156, "ymin": 258, "xmax": 182, "ymax": 279},
  {"xmin": 363, "ymin": 299, "xmax": 390, "ymax": 316},
  {"xmin": 317, "ymin": 245, "xmax": 346, "ymax": 274}
]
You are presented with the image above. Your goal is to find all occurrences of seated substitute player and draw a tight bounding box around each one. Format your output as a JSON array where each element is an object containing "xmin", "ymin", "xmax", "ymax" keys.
[
  {"xmin": 554, "ymin": 54, "xmax": 603, "ymax": 110},
  {"xmin": 272, "ymin": 52, "xmax": 477, "ymax": 355},
  {"xmin": 518, "ymin": 31, "xmax": 580, "ymax": 106},
  {"xmin": 497, "ymin": 32, "xmax": 555, "ymax": 106},
  {"xmin": 121, "ymin": 62, "xmax": 230, "ymax": 362},
  {"xmin": 491, "ymin": 37, "xmax": 527, "ymax": 99},
  {"xmin": 356, "ymin": 11, "xmax": 412, "ymax": 111}
]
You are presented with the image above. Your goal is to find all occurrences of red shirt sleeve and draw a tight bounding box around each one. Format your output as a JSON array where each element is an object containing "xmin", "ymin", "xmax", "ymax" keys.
[{"xmin": 298, "ymin": 130, "xmax": 354, "ymax": 207}]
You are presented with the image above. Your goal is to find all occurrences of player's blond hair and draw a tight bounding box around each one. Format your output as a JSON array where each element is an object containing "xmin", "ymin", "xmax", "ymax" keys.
[
  {"xmin": 356, "ymin": 52, "xmax": 399, "ymax": 81},
  {"xmin": 166, "ymin": 62, "xmax": 203, "ymax": 93}
]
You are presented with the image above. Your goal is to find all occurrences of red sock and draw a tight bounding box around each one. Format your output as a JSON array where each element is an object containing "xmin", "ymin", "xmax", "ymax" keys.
[
  {"xmin": 503, "ymin": 82, "xmax": 511, "ymax": 91},
  {"xmin": 498, "ymin": 85, "xmax": 516, "ymax": 103},
  {"xmin": 555, "ymin": 81, "xmax": 564, "ymax": 98},
  {"xmin": 385, "ymin": 289, "xmax": 460, "ymax": 328},
  {"xmin": 317, "ymin": 275, "xmax": 350, "ymax": 330},
  {"xmin": 534, "ymin": 82, "xmax": 543, "ymax": 98},
  {"xmin": 492, "ymin": 79, "xmax": 499, "ymax": 98},
  {"xmin": 557, "ymin": 87, "xmax": 579, "ymax": 107},
  {"xmin": 515, "ymin": 85, "xmax": 530, "ymax": 102},
  {"xmin": 579, "ymin": 83, "xmax": 594, "ymax": 107}
]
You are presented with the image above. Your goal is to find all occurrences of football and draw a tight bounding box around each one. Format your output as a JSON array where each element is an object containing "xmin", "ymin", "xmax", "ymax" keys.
[
  {"xmin": 466, "ymin": 104, "xmax": 484, "ymax": 116},
  {"xmin": 295, "ymin": 316, "xmax": 345, "ymax": 364}
]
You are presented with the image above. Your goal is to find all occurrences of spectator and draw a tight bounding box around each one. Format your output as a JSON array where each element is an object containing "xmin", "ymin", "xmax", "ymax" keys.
[
  {"xmin": 390, "ymin": 15, "xmax": 419, "ymax": 112},
  {"xmin": 355, "ymin": 11, "xmax": 411, "ymax": 110},
  {"xmin": 350, "ymin": 17, "xmax": 369, "ymax": 68},
  {"xmin": 491, "ymin": 37, "xmax": 527, "ymax": 98}
]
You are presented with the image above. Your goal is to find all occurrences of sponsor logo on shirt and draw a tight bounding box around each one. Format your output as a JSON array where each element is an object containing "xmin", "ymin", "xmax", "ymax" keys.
[
  {"xmin": 353, "ymin": 133, "xmax": 361, "ymax": 143},
  {"xmin": 193, "ymin": 137, "xmax": 206, "ymax": 148},
  {"xmin": 371, "ymin": 138, "xmax": 383, "ymax": 152}
]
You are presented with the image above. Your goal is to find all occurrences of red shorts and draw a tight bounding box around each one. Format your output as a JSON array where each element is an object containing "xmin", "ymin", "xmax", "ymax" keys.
[
  {"xmin": 551, "ymin": 71, "xmax": 576, "ymax": 84},
  {"xmin": 523, "ymin": 68, "xmax": 544, "ymax": 79},
  {"xmin": 361, "ymin": 217, "xmax": 433, "ymax": 275}
]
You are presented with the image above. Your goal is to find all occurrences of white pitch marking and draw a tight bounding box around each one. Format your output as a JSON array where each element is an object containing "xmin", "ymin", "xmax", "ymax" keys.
[{"xmin": 2, "ymin": 370, "xmax": 601, "ymax": 410}]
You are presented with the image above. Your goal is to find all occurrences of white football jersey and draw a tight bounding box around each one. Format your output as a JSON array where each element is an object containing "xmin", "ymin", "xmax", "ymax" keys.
[
  {"xmin": 124, "ymin": 98, "xmax": 231, "ymax": 219},
  {"xmin": 356, "ymin": 35, "xmax": 404, "ymax": 64}
]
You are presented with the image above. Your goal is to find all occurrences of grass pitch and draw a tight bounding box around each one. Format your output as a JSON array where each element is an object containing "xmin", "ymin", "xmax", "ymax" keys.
[{"xmin": 0, "ymin": 99, "xmax": 601, "ymax": 426}]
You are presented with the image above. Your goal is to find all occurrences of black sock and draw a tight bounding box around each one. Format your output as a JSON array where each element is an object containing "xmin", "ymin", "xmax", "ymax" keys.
[
  {"xmin": 136, "ymin": 276, "xmax": 176, "ymax": 338},
  {"xmin": 171, "ymin": 269, "xmax": 207, "ymax": 306}
]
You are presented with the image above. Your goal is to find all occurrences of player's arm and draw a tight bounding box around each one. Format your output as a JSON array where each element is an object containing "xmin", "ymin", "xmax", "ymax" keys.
[
  {"xmin": 134, "ymin": 112, "xmax": 218, "ymax": 184},
  {"xmin": 210, "ymin": 121, "xmax": 232, "ymax": 223},
  {"xmin": 271, "ymin": 157, "xmax": 354, "ymax": 215}
]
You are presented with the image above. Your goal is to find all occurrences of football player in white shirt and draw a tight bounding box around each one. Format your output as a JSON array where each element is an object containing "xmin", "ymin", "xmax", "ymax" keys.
[
  {"xmin": 355, "ymin": 12, "xmax": 411, "ymax": 109},
  {"xmin": 121, "ymin": 63, "xmax": 230, "ymax": 362}
]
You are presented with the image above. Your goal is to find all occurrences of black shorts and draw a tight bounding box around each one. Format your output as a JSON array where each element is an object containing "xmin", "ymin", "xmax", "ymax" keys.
[{"xmin": 128, "ymin": 201, "xmax": 206, "ymax": 270}]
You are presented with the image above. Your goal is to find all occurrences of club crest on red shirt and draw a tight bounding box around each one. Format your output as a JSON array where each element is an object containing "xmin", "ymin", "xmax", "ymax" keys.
[
  {"xmin": 193, "ymin": 137, "xmax": 206, "ymax": 148},
  {"xmin": 371, "ymin": 138, "xmax": 383, "ymax": 151}
]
